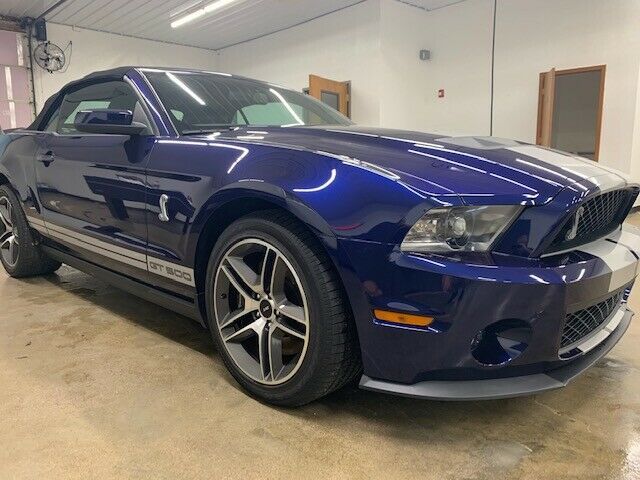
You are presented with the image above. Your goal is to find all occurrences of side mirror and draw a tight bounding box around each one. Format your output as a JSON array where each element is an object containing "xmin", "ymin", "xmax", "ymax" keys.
[{"xmin": 74, "ymin": 109, "xmax": 148, "ymax": 135}]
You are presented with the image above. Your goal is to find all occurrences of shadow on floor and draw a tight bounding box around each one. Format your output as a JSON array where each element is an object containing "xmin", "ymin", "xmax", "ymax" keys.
[{"xmin": 21, "ymin": 268, "xmax": 215, "ymax": 357}]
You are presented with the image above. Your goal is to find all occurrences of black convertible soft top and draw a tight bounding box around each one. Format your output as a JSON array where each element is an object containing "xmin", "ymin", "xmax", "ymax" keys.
[{"xmin": 29, "ymin": 66, "xmax": 137, "ymax": 130}]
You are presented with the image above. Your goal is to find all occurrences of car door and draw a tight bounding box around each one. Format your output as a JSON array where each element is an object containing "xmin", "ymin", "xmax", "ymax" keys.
[{"xmin": 34, "ymin": 80, "xmax": 155, "ymax": 280}]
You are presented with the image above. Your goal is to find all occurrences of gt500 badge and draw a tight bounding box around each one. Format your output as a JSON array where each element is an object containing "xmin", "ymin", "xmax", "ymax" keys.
[{"xmin": 148, "ymin": 258, "xmax": 195, "ymax": 287}]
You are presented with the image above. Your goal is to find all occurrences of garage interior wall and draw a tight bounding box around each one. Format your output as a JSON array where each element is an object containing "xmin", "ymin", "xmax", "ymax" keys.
[
  {"xmin": 216, "ymin": 0, "xmax": 382, "ymax": 126},
  {"xmin": 216, "ymin": 0, "xmax": 640, "ymax": 185},
  {"xmin": 32, "ymin": 23, "xmax": 218, "ymax": 110},
  {"xmin": 492, "ymin": 0, "xmax": 640, "ymax": 180},
  {"xmin": 30, "ymin": 0, "xmax": 640, "ymax": 184}
]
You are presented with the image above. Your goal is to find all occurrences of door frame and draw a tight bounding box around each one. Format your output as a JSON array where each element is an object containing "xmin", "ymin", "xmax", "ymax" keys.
[
  {"xmin": 306, "ymin": 75, "xmax": 351, "ymax": 118},
  {"xmin": 536, "ymin": 64, "xmax": 606, "ymax": 161}
]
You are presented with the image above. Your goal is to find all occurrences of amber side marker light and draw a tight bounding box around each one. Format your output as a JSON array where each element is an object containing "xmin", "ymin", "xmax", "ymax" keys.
[{"xmin": 373, "ymin": 309, "xmax": 434, "ymax": 328}]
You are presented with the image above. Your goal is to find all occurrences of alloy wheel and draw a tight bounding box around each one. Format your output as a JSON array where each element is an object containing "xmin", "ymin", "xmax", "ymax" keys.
[
  {"xmin": 213, "ymin": 238, "xmax": 309, "ymax": 385},
  {"xmin": 0, "ymin": 196, "xmax": 18, "ymax": 267}
]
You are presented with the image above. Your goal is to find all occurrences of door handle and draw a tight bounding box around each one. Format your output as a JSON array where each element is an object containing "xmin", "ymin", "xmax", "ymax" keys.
[
  {"xmin": 158, "ymin": 194, "xmax": 170, "ymax": 222},
  {"xmin": 37, "ymin": 151, "xmax": 55, "ymax": 166}
]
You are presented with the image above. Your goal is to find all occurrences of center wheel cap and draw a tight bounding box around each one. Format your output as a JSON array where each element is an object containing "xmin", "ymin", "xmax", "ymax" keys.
[{"xmin": 259, "ymin": 299, "xmax": 274, "ymax": 319}]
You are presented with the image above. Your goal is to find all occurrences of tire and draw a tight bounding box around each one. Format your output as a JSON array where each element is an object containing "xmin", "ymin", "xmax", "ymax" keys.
[
  {"xmin": 205, "ymin": 210, "xmax": 361, "ymax": 406},
  {"xmin": 0, "ymin": 185, "xmax": 61, "ymax": 278}
]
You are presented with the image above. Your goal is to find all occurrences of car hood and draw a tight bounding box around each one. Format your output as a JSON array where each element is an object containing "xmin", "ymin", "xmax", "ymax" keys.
[{"xmin": 204, "ymin": 125, "xmax": 631, "ymax": 205}]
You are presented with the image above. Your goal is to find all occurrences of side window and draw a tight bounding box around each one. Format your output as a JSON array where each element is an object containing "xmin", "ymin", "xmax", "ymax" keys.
[{"xmin": 56, "ymin": 81, "xmax": 152, "ymax": 134}]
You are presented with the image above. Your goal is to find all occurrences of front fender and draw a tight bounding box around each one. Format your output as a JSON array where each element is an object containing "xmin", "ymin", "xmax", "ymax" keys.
[
  {"xmin": 221, "ymin": 147, "xmax": 456, "ymax": 244},
  {"xmin": 0, "ymin": 132, "xmax": 41, "ymax": 212}
]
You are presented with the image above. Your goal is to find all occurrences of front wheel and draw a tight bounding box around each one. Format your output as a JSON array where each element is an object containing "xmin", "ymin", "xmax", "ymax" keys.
[{"xmin": 205, "ymin": 211, "xmax": 360, "ymax": 406}]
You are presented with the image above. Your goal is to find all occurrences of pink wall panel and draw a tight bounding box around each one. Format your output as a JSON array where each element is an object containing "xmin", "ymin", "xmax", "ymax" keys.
[
  {"xmin": 0, "ymin": 67, "xmax": 30, "ymax": 102},
  {"xmin": 14, "ymin": 103, "xmax": 32, "ymax": 128},
  {"xmin": 9, "ymin": 67, "xmax": 30, "ymax": 101},
  {"xmin": 0, "ymin": 31, "xmax": 23, "ymax": 67},
  {"xmin": 0, "ymin": 100, "xmax": 11, "ymax": 131},
  {"xmin": 0, "ymin": 30, "xmax": 31, "ymax": 128},
  {"xmin": 0, "ymin": 72, "xmax": 5, "ymax": 101}
]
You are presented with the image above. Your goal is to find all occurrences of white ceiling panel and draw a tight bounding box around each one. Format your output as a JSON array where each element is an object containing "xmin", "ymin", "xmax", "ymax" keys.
[
  {"xmin": 399, "ymin": 0, "xmax": 469, "ymax": 10},
  {"xmin": 0, "ymin": 0, "xmax": 368, "ymax": 50}
]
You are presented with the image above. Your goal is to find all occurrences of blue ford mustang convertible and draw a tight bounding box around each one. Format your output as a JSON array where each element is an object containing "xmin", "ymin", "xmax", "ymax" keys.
[{"xmin": 1, "ymin": 67, "xmax": 638, "ymax": 405}]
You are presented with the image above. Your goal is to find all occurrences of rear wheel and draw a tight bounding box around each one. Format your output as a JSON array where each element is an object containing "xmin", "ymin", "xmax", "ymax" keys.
[
  {"xmin": 0, "ymin": 185, "xmax": 61, "ymax": 277},
  {"xmin": 205, "ymin": 211, "xmax": 361, "ymax": 406}
]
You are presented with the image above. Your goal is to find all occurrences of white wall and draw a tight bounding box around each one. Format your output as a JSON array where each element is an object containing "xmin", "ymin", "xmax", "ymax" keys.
[
  {"xmin": 217, "ymin": 0, "xmax": 382, "ymax": 126},
  {"xmin": 632, "ymin": 61, "xmax": 640, "ymax": 182},
  {"xmin": 33, "ymin": 23, "xmax": 218, "ymax": 111},
  {"xmin": 493, "ymin": 0, "xmax": 640, "ymax": 177},
  {"xmin": 379, "ymin": 0, "xmax": 493, "ymax": 136}
]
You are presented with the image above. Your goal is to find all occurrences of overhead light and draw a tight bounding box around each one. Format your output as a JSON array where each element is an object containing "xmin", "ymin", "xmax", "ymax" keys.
[
  {"xmin": 171, "ymin": 0, "xmax": 240, "ymax": 28},
  {"xmin": 166, "ymin": 72, "xmax": 206, "ymax": 105}
]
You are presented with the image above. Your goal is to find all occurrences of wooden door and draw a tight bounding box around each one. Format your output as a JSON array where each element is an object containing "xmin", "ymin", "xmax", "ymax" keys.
[
  {"xmin": 308, "ymin": 74, "xmax": 350, "ymax": 118},
  {"xmin": 536, "ymin": 68, "xmax": 556, "ymax": 147}
]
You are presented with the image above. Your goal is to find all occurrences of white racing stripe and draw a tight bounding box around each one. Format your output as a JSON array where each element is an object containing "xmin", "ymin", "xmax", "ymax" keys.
[
  {"xmin": 576, "ymin": 232, "xmax": 640, "ymax": 292},
  {"xmin": 508, "ymin": 144, "xmax": 630, "ymax": 187},
  {"xmin": 26, "ymin": 215, "xmax": 195, "ymax": 287}
]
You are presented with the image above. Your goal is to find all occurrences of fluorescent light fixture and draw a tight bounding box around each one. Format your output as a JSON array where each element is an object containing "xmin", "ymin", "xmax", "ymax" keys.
[
  {"xmin": 171, "ymin": 0, "xmax": 240, "ymax": 28},
  {"xmin": 166, "ymin": 72, "xmax": 206, "ymax": 105}
]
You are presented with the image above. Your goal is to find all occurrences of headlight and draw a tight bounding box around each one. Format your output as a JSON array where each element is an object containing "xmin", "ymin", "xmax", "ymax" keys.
[{"xmin": 401, "ymin": 205, "xmax": 522, "ymax": 253}]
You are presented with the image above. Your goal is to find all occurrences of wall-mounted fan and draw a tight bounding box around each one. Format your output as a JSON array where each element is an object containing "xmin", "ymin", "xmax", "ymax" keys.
[{"xmin": 33, "ymin": 41, "xmax": 66, "ymax": 73}]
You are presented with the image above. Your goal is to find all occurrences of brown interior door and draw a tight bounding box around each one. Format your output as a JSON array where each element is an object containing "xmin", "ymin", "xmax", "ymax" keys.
[
  {"xmin": 536, "ymin": 68, "xmax": 556, "ymax": 147},
  {"xmin": 308, "ymin": 74, "xmax": 350, "ymax": 118}
]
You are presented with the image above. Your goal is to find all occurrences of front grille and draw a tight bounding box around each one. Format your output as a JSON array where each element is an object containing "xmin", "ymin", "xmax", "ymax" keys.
[
  {"xmin": 561, "ymin": 290, "xmax": 624, "ymax": 349},
  {"xmin": 547, "ymin": 188, "xmax": 635, "ymax": 254}
]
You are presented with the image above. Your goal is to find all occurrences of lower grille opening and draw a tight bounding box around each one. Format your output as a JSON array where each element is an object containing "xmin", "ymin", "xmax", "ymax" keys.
[{"xmin": 561, "ymin": 289, "xmax": 626, "ymax": 349}]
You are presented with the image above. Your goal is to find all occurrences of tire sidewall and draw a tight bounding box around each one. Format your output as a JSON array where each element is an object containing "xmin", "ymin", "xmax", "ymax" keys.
[{"xmin": 205, "ymin": 215, "xmax": 331, "ymax": 404}]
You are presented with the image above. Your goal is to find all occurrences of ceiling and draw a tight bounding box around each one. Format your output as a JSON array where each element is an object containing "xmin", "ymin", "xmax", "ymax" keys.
[
  {"xmin": 0, "ymin": 0, "xmax": 466, "ymax": 50},
  {"xmin": 400, "ymin": 0, "xmax": 468, "ymax": 10}
]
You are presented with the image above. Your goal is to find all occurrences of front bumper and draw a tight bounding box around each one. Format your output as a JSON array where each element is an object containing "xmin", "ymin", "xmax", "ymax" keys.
[
  {"xmin": 338, "ymin": 225, "xmax": 640, "ymax": 398},
  {"xmin": 360, "ymin": 306, "xmax": 632, "ymax": 400}
]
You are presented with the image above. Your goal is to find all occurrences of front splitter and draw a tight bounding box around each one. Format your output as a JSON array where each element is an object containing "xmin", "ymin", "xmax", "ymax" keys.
[{"xmin": 359, "ymin": 308, "xmax": 633, "ymax": 401}]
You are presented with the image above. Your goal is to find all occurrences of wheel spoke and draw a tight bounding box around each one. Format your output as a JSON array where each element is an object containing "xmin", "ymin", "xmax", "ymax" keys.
[
  {"xmin": 1, "ymin": 234, "xmax": 17, "ymax": 265},
  {"xmin": 269, "ymin": 254, "xmax": 284, "ymax": 300},
  {"xmin": 260, "ymin": 246, "xmax": 274, "ymax": 294},
  {"xmin": 0, "ymin": 230, "xmax": 11, "ymax": 244},
  {"xmin": 9, "ymin": 236, "xmax": 17, "ymax": 264},
  {"xmin": 278, "ymin": 301, "xmax": 307, "ymax": 326},
  {"xmin": 226, "ymin": 255, "xmax": 262, "ymax": 296},
  {"xmin": 257, "ymin": 324, "xmax": 268, "ymax": 380},
  {"xmin": 274, "ymin": 321, "xmax": 306, "ymax": 340},
  {"xmin": 220, "ymin": 265, "xmax": 254, "ymax": 302},
  {"xmin": 0, "ymin": 202, "xmax": 11, "ymax": 230},
  {"xmin": 267, "ymin": 324, "xmax": 284, "ymax": 381},
  {"xmin": 223, "ymin": 317, "xmax": 264, "ymax": 343},
  {"xmin": 219, "ymin": 305, "xmax": 257, "ymax": 330},
  {"xmin": 0, "ymin": 234, "xmax": 13, "ymax": 251}
]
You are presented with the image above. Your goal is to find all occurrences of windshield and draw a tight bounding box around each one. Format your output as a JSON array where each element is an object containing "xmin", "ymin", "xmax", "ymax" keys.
[{"xmin": 143, "ymin": 70, "xmax": 352, "ymax": 134}]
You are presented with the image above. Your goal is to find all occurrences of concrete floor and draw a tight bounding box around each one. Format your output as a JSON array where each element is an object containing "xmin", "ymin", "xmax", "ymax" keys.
[{"xmin": 2, "ymin": 221, "xmax": 640, "ymax": 480}]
